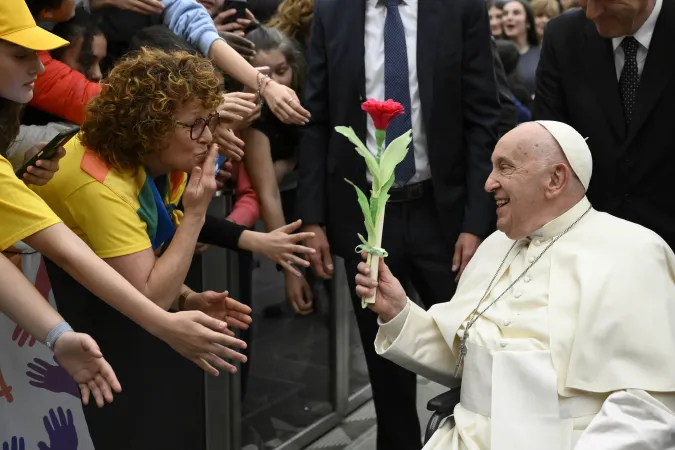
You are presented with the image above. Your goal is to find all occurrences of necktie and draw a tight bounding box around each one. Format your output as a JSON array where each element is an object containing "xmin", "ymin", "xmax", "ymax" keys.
[
  {"xmin": 384, "ymin": 0, "xmax": 415, "ymax": 185},
  {"xmin": 619, "ymin": 36, "xmax": 640, "ymax": 126}
]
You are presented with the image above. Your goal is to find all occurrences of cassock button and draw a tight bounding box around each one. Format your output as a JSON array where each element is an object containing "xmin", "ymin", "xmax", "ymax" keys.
[
  {"xmin": 528, "ymin": 256, "xmax": 535, "ymax": 263},
  {"xmin": 534, "ymin": 240, "xmax": 541, "ymax": 246},
  {"xmin": 503, "ymin": 319, "xmax": 511, "ymax": 327},
  {"xmin": 500, "ymin": 340, "xmax": 508, "ymax": 348},
  {"xmin": 523, "ymin": 276, "xmax": 531, "ymax": 283},
  {"xmin": 514, "ymin": 292, "xmax": 522, "ymax": 298}
]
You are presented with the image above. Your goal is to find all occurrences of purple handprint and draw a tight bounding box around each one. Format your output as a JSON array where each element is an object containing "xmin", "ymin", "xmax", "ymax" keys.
[
  {"xmin": 2, "ymin": 437, "xmax": 25, "ymax": 450},
  {"xmin": 26, "ymin": 357, "xmax": 79, "ymax": 398},
  {"xmin": 38, "ymin": 408, "xmax": 79, "ymax": 450}
]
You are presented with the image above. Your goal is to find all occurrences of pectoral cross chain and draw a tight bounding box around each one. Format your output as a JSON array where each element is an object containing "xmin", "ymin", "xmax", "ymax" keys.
[{"xmin": 453, "ymin": 329, "xmax": 470, "ymax": 378}]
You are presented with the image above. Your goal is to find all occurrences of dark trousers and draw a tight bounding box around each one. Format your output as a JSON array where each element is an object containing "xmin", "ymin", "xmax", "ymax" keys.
[
  {"xmin": 45, "ymin": 259, "xmax": 206, "ymax": 450},
  {"xmin": 343, "ymin": 189, "xmax": 457, "ymax": 450}
]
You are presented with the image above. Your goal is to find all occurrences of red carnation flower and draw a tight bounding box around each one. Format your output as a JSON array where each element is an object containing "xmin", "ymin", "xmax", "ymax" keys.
[{"xmin": 361, "ymin": 98, "xmax": 405, "ymax": 131}]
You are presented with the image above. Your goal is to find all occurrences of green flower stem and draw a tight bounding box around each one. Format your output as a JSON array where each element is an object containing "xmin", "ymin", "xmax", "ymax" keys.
[
  {"xmin": 362, "ymin": 204, "xmax": 387, "ymax": 307},
  {"xmin": 375, "ymin": 129, "xmax": 386, "ymax": 160}
]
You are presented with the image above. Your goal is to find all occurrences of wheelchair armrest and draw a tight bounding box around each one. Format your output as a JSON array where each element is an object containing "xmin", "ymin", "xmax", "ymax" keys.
[{"xmin": 426, "ymin": 387, "xmax": 461, "ymax": 413}]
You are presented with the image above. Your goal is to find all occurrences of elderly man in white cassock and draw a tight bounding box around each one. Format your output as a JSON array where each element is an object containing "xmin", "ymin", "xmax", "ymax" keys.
[{"xmin": 355, "ymin": 120, "xmax": 675, "ymax": 449}]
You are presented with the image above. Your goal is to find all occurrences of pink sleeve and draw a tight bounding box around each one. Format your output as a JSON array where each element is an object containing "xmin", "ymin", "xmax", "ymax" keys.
[{"xmin": 228, "ymin": 162, "xmax": 260, "ymax": 228}]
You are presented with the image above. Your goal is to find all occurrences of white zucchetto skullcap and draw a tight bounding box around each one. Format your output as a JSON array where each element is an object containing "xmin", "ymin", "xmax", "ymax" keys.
[{"xmin": 535, "ymin": 120, "xmax": 593, "ymax": 191}]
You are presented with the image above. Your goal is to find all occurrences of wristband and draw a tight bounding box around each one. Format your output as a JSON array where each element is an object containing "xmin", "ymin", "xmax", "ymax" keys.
[
  {"xmin": 45, "ymin": 322, "xmax": 74, "ymax": 350},
  {"xmin": 178, "ymin": 288, "xmax": 194, "ymax": 311}
]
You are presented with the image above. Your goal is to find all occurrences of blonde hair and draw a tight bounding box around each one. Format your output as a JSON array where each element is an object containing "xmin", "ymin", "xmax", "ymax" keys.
[
  {"xmin": 530, "ymin": 0, "xmax": 561, "ymax": 18},
  {"xmin": 266, "ymin": 0, "xmax": 314, "ymax": 43}
]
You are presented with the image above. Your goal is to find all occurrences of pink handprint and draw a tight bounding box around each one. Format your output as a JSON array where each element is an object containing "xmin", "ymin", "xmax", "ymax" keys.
[
  {"xmin": 12, "ymin": 325, "xmax": 36, "ymax": 348},
  {"xmin": 38, "ymin": 408, "xmax": 79, "ymax": 450},
  {"xmin": 26, "ymin": 357, "xmax": 79, "ymax": 398}
]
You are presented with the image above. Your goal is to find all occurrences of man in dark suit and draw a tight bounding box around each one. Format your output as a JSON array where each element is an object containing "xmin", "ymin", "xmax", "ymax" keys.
[
  {"xmin": 296, "ymin": 0, "xmax": 501, "ymax": 448},
  {"xmin": 534, "ymin": 0, "xmax": 675, "ymax": 249}
]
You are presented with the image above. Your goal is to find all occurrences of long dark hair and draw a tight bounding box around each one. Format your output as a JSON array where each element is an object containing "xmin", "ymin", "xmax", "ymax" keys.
[
  {"xmin": 0, "ymin": 99, "xmax": 23, "ymax": 156},
  {"xmin": 51, "ymin": 7, "xmax": 104, "ymax": 81},
  {"xmin": 505, "ymin": 0, "xmax": 539, "ymax": 48}
]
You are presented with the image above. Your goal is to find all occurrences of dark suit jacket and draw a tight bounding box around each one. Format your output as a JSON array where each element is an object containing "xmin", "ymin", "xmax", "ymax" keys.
[
  {"xmin": 533, "ymin": 4, "xmax": 675, "ymax": 249},
  {"xmin": 297, "ymin": 0, "xmax": 501, "ymax": 258}
]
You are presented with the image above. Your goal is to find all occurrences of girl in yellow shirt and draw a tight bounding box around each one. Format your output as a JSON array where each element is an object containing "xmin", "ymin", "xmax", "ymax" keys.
[{"xmin": 0, "ymin": 0, "xmax": 247, "ymax": 402}]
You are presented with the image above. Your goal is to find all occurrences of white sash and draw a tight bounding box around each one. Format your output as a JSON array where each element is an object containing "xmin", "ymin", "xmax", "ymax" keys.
[{"xmin": 460, "ymin": 343, "xmax": 604, "ymax": 450}]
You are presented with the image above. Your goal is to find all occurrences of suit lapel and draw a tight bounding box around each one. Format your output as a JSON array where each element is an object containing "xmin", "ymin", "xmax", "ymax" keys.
[
  {"xmin": 417, "ymin": 0, "xmax": 442, "ymax": 132},
  {"xmin": 626, "ymin": 0, "xmax": 675, "ymax": 145},
  {"xmin": 344, "ymin": 0, "xmax": 367, "ymax": 143},
  {"xmin": 583, "ymin": 21, "xmax": 625, "ymax": 142}
]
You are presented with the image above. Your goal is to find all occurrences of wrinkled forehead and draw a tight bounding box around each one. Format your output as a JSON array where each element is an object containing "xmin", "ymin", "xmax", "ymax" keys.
[{"xmin": 492, "ymin": 134, "xmax": 536, "ymax": 165}]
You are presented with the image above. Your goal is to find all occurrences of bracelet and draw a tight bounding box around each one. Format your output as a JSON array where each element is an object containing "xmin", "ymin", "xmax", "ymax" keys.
[
  {"xmin": 45, "ymin": 322, "xmax": 74, "ymax": 350},
  {"xmin": 256, "ymin": 73, "xmax": 269, "ymax": 103},
  {"xmin": 178, "ymin": 288, "xmax": 194, "ymax": 311}
]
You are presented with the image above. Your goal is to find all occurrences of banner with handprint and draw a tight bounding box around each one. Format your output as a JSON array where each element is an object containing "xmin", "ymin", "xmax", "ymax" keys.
[{"xmin": 0, "ymin": 247, "xmax": 93, "ymax": 449}]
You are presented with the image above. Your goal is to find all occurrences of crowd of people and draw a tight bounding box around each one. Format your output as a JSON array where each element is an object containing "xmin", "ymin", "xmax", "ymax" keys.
[{"xmin": 1, "ymin": 0, "xmax": 674, "ymax": 449}]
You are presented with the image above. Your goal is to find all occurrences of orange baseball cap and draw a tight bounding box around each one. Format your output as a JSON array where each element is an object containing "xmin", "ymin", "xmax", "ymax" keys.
[{"xmin": 0, "ymin": 0, "xmax": 69, "ymax": 50}]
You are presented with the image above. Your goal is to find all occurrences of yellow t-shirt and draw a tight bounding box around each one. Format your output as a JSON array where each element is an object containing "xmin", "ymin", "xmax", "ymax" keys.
[
  {"xmin": 0, "ymin": 155, "xmax": 61, "ymax": 251},
  {"xmin": 32, "ymin": 138, "xmax": 152, "ymax": 259}
]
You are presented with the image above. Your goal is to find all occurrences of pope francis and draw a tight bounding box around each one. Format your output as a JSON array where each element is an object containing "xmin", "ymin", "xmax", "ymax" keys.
[{"xmin": 355, "ymin": 121, "xmax": 675, "ymax": 449}]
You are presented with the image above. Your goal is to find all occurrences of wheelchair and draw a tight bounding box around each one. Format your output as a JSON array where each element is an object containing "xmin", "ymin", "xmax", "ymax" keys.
[{"xmin": 423, "ymin": 387, "xmax": 461, "ymax": 444}]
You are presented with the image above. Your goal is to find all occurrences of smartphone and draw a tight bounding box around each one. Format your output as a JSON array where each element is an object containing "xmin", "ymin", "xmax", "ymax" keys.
[
  {"xmin": 15, "ymin": 126, "xmax": 80, "ymax": 178},
  {"xmin": 222, "ymin": 0, "xmax": 247, "ymax": 23},
  {"xmin": 215, "ymin": 154, "xmax": 227, "ymax": 173}
]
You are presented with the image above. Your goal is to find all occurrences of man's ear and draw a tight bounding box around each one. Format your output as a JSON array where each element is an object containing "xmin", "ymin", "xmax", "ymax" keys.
[{"xmin": 547, "ymin": 163, "xmax": 570, "ymax": 196}]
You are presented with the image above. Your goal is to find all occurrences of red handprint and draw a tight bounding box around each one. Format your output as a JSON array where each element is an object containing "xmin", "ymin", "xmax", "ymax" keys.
[
  {"xmin": 12, "ymin": 325, "xmax": 36, "ymax": 348},
  {"xmin": 0, "ymin": 366, "xmax": 14, "ymax": 403}
]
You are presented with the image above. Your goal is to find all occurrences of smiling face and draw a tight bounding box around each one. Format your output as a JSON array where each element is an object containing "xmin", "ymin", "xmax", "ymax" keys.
[
  {"xmin": 0, "ymin": 40, "xmax": 44, "ymax": 103},
  {"xmin": 484, "ymin": 124, "xmax": 579, "ymax": 239},
  {"xmin": 579, "ymin": 0, "xmax": 653, "ymax": 38},
  {"xmin": 489, "ymin": 6, "xmax": 504, "ymax": 37},
  {"xmin": 503, "ymin": 1, "xmax": 530, "ymax": 41}
]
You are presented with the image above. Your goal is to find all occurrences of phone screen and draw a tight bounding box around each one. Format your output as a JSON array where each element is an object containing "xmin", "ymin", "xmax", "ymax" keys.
[{"xmin": 223, "ymin": 0, "xmax": 247, "ymax": 21}]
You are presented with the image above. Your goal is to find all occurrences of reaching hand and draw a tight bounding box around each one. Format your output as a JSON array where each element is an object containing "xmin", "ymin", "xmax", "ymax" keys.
[
  {"xmin": 21, "ymin": 144, "xmax": 66, "ymax": 187},
  {"xmin": 182, "ymin": 144, "xmax": 218, "ymax": 219},
  {"xmin": 183, "ymin": 290, "xmax": 253, "ymax": 330},
  {"xmin": 52, "ymin": 332, "xmax": 121, "ymax": 407},
  {"xmin": 213, "ymin": 127, "xmax": 245, "ymax": 162},
  {"xmin": 355, "ymin": 256, "xmax": 407, "ymax": 322},
  {"xmin": 216, "ymin": 160, "xmax": 234, "ymax": 190},
  {"xmin": 37, "ymin": 408, "xmax": 78, "ymax": 450},
  {"xmin": 2, "ymin": 437, "xmax": 24, "ymax": 450},
  {"xmin": 12, "ymin": 324, "xmax": 36, "ymax": 347},
  {"xmin": 262, "ymin": 81, "xmax": 310, "ymax": 125},
  {"xmin": 285, "ymin": 272, "xmax": 313, "ymax": 316},
  {"xmin": 301, "ymin": 225, "xmax": 334, "ymax": 280},
  {"xmin": 452, "ymin": 233, "xmax": 482, "ymax": 281},
  {"xmin": 219, "ymin": 31, "xmax": 256, "ymax": 60},
  {"xmin": 26, "ymin": 357, "xmax": 80, "ymax": 399},
  {"xmin": 251, "ymin": 220, "xmax": 316, "ymax": 277},
  {"xmin": 156, "ymin": 311, "xmax": 248, "ymax": 376}
]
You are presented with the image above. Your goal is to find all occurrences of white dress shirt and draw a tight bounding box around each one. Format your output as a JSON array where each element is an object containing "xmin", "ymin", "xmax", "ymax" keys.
[
  {"xmin": 611, "ymin": 0, "xmax": 662, "ymax": 80},
  {"xmin": 364, "ymin": 0, "xmax": 431, "ymax": 184}
]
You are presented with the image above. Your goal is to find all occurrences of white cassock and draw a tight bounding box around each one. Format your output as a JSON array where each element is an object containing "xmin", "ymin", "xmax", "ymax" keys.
[{"xmin": 375, "ymin": 197, "xmax": 675, "ymax": 449}]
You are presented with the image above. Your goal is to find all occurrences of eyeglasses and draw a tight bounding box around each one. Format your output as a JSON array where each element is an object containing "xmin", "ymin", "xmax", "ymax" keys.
[{"xmin": 176, "ymin": 112, "xmax": 219, "ymax": 140}]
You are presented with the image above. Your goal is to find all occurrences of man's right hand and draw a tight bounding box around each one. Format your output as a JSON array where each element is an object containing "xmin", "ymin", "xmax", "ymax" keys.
[
  {"xmin": 302, "ymin": 225, "xmax": 333, "ymax": 279},
  {"xmin": 355, "ymin": 257, "xmax": 407, "ymax": 323},
  {"xmin": 156, "ymin": 310, "xmax": 247, "ymax": 376}
]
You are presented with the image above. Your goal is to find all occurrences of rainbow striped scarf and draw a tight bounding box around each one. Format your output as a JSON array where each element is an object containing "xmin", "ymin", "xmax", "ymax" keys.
[{"xmin": 80, "ymin": 150, "xmax": 187, "ymax": 249}]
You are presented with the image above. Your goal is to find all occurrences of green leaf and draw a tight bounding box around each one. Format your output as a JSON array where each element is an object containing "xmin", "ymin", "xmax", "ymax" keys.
[
  {"xmin": 379, "ymin": 130, "xmax": 412, "ymax": 186},
  {"xmin": 357, "ymin": 233, "xmax": 369, "ymax": 246},
  {"xmin": 335, "ymin": 126, "xmax": 382, "ymax": 192},
  {"xmin": 345, "ymin": 179, "xmax": 376, "ymax": 238}
]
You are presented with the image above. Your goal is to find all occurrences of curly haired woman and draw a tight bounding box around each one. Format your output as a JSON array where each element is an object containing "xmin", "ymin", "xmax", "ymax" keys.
[
  {"xmin": 266, "ymin": 0, "xmax": 314, "ymax": 52},
  {"xmin": 32, "ymin": 48, "xmax": 251, "ymax": 449}
]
